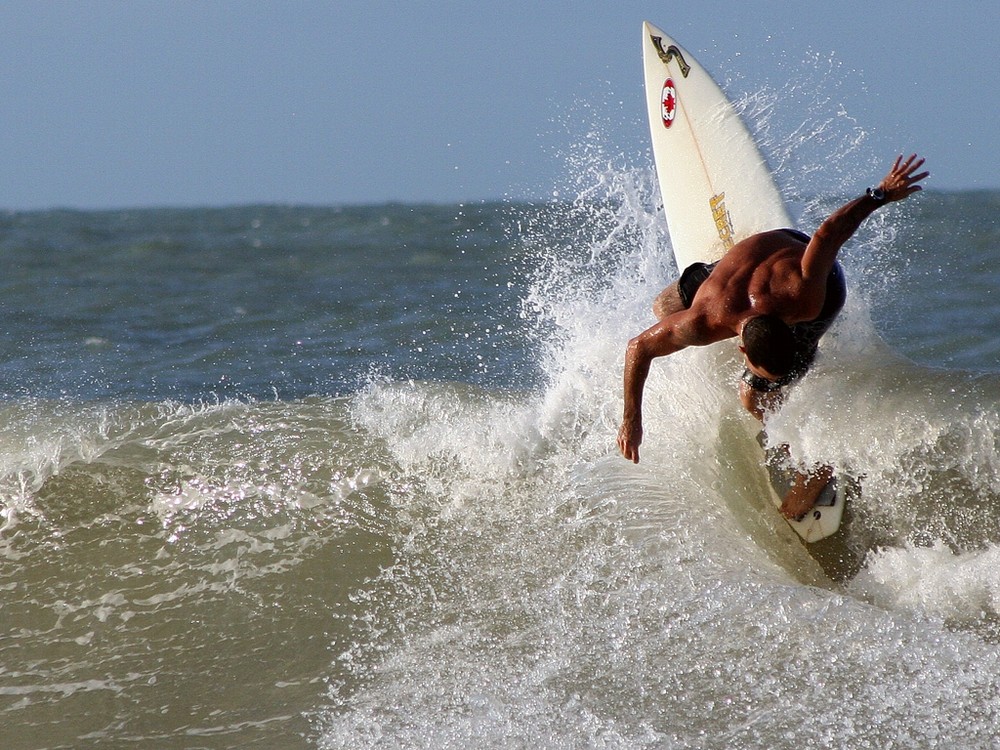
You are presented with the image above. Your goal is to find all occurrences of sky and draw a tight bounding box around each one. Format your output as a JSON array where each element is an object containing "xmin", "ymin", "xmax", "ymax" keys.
[{"xmin": 0, "ymin": 1, "xmax": 996, "ymax": 210}]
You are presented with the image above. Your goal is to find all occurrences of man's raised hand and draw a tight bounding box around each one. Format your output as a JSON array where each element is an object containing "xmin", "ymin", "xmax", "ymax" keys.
[{"xmin": 880, "ymin": 154, "xmax": 929, "ymax": 202}]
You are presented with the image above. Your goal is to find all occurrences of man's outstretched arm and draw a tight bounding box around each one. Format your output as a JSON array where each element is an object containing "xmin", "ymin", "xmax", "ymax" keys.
[
  {"xmin": 617, "ymin": 311, "xmax": 725, "ymax": 463},
  {"xmin": 800, "ymin": 154, "xmax": 929, "ymax": 283}
]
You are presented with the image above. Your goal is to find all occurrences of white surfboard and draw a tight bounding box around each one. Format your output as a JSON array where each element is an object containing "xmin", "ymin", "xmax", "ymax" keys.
[
  {"xmin": 641, "ymin": 21, "xmax": 847, "ymax": 542},
  {"xmin": 757, "ymin": 433, "xmax": 847, "ymax": 543},
  {"xmin": 641, "ymin": 22, "xmax": 791, "ymax": 269}
]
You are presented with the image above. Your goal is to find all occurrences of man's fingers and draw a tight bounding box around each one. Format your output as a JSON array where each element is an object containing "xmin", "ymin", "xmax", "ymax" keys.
[
  {"xmin": 903, "ymin": 158, "xmax": 926, "ymax": 176},
  {"xmin": 892, "ymin": 154, "xmax": 925, "ymax": 177},
  {"xmin": 617, "ymin": 435, "xmax": 637, "ymax": 463},
  {"xmin": 621, "ymin": 441, "xmax": 638, "ymax": 463},
  {"xmin": 903, "ymin": 169, "xmax": 930, "ymax": 194},
  {"xmin": 885, "ymin": 155, "xmax": 929, "ymax": 200}
]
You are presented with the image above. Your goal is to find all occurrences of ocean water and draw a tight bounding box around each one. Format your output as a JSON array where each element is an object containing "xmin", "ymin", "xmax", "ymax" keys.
[{"xmin": 3, "ymin": 165, "xmax": 1000, "ymax": 745}]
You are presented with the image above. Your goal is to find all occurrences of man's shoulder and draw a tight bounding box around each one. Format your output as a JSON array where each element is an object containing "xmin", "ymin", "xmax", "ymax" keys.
[
  {"xmin": 742, "ymin": 228, "xmax": 809, "ymax": 247},
  {"xmin": 725, "ymin": 231, "xmax": 809, "ymax": 273}
]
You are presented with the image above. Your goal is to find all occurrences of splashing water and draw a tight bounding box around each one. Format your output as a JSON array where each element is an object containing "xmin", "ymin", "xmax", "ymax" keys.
[{"xmin": 323, "ymin": 79, "xmax": 1000, "ymax": 747}]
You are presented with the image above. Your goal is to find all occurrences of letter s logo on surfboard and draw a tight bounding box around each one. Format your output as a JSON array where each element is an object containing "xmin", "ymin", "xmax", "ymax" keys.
[{"xmin": 661, "ymin": 79, "xmax": 677, "ymax": 128}]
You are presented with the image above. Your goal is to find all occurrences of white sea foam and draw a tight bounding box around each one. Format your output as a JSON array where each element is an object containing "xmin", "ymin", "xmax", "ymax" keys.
[{"xmin": 327, "ymin": 117, "xmax": 1000, "ymax": 747}]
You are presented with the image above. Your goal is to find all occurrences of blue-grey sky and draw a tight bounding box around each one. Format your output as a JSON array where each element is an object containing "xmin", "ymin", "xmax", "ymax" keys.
[{"xmin": 1, "ymin": 1, "xmax": 995, "ymax": 209}]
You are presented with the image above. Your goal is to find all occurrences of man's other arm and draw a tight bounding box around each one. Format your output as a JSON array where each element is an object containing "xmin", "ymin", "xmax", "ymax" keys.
[
  {"xmin": 801, "ymin": 154, "xmax": 929, "ymax": 283},
  {"xmin": 617, "ymin": 311, "xmax": 727, "ymax": 463}
]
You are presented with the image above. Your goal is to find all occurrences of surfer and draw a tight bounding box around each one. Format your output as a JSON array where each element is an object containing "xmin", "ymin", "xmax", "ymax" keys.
[{"xmin": 617, "ymin": 154, "xmax": 929, "ymax": 519}]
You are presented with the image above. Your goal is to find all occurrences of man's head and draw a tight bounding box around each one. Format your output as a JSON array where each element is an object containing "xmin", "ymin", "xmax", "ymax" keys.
[{"xmin": 739, "ymin": 315, "xmax": 797, "ymax": 381}]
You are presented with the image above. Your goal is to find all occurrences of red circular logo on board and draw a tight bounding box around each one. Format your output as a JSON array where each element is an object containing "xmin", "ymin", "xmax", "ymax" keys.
[{"xmin": 661, "ymin": 78, "xmax": 677, "ymax": 128}]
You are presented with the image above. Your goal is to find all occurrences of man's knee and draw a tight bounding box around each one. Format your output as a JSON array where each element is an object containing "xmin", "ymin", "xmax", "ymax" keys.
[{"xmin": 739, "ymin": 380, "xmax": 781, "ymax": 421}]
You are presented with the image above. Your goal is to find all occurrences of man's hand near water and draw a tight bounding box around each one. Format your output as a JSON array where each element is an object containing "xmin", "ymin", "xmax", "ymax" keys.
[{"xmin": 617, "ymin": 418, "xmax": 643, "ymax": 463}]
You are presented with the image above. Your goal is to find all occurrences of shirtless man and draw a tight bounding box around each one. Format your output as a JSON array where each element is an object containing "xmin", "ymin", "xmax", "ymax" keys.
[{"xmin": 617, "ymin": 154, "xmax": 929, "ymax": 519}]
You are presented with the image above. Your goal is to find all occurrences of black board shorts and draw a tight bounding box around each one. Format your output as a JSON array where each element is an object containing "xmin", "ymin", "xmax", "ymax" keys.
[
  {"xmin": 675, "ymin": 229, "xmax": 847, "ymax": 392},
  {"xmin": 677, "ymin": 261, "xmax": 719, "ymax": 308}
]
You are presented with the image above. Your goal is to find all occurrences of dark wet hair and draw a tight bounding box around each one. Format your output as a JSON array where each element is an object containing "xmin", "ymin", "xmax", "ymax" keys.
[{"xmin": 741, "ymin": 315, "xmax": 797, "ymax": 378}]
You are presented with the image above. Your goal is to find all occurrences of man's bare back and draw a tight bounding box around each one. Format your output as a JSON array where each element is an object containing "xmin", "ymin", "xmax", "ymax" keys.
[{"xmin": 684, "ymin": 230, "xmax": 832, "ymax": 332}]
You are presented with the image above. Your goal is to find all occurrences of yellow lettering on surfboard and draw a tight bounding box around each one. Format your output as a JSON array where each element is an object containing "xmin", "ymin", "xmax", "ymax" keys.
[{"xmin": 710, "ymin": 193, "xmax": 734, "ymax": 249}]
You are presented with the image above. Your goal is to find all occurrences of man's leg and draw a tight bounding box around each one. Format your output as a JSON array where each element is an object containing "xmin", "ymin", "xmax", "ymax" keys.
[
  {"xmin": 739, "ymin": 379, "xmax": 833, "ymax": 521},
  {"xmin": 652, "ymin": 282, "xmax": 684, "ymax": 320},
  {"xmin": 657, "ymin": 261, "xmax": 717, "ymax": 320}
]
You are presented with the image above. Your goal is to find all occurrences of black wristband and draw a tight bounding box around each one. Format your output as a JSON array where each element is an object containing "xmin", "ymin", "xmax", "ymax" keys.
[{"xmin": 866, "ymin": 187, "xmax": 886, "ymax": 203}]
